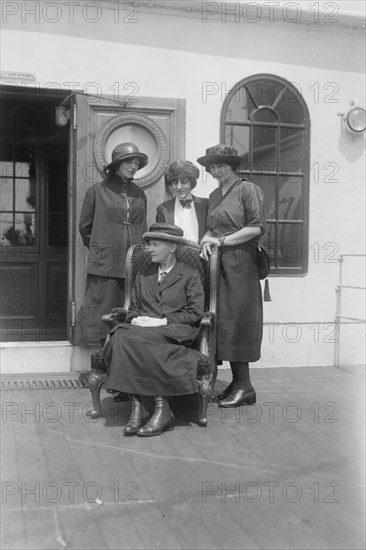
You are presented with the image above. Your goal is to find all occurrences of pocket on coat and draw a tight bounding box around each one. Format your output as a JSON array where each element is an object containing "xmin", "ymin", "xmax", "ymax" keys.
[{"xmin": 88, "ymin": 243, "xmax": 115, "ymax": 268}]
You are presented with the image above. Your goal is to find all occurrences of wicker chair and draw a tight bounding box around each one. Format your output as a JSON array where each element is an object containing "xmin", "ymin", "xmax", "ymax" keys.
[{"xmin": 87, "ymin": 243, "xmax": 219, "ymax": 426}]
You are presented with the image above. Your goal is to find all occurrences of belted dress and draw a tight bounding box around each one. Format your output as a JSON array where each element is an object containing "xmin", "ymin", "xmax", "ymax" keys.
[{"xmin": 206, "ymin": 178, "xmax": 266, "ymax": 363}]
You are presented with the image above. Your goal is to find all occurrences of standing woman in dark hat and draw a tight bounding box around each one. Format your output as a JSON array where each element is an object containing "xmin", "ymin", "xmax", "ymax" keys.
[
  {"xmin": 156, "ymin": 160, "xmax": 208, "ymax": 244},
  {"xmin": 197, "ymin": 145, "xmax": 266, "ymax": 407},
  {"xmin": 79, "ymin": 142, "xmax": 148, "ymax": 344}
]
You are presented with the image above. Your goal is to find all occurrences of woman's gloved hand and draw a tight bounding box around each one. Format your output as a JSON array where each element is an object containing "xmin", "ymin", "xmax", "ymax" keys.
[
  {"xmin": 200, "ymin": 237, "xmax": 220, "ymax": 261},
  {"xmin": 131, "ymin": 316, "xmax": 168, "ymax": 327}
]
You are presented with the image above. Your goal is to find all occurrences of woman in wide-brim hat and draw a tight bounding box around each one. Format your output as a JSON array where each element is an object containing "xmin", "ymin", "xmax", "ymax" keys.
[
  {"xmin": 103, "ymin": 222, "xmax": 205, "ymax": 436},
  {"xmin": 197, "ymin": 144, "xmax": 266, "ymax": 408},
  {"xmin": 78, "ymin": 142, "xmax": 149, "ymax": 345}
]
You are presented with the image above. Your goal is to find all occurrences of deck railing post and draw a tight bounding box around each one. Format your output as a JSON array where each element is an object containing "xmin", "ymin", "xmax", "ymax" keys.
[{"xmin": 333, "ymin": 254, "xmax": 366, "ymax": 367}]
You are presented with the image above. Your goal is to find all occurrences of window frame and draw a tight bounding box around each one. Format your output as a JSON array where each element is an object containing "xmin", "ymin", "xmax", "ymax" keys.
[{"xmin": 220, "ymin": 73, "xmax": 311, "ymax": 276}]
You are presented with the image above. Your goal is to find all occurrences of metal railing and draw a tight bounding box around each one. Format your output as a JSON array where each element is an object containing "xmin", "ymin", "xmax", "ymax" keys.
[{"xmin": 334, "ymin": 254, "xmax": 366, "ymax": 367}]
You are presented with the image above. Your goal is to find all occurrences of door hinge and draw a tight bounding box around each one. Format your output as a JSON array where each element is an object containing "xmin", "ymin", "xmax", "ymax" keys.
[
  {"xmin": 73, "ymin": 104, "xmax": 77, "ymax": 130},
  {"xmin": 71, "ymin": 301, "xmax": 76, "ymax": 326}
]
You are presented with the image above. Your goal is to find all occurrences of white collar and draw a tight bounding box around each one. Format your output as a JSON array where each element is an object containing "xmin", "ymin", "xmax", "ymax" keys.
[{"xmin": 158, "ymin": 263, "xmax": 175, "ymax": 276}]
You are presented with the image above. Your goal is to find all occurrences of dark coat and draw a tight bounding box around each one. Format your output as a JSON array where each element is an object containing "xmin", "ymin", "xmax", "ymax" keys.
[
  {"xmin": 79, "ymin": 176, "xmax": 147, "ymax": 278},
  {"xmin": 104, "ymin": 261, "xmax": 205, "ymax": 396},
  {"xmin": 156, "ymin": 195, "xmax": 208, "ymax": 243},
  {"xmin": 126, "ymin": 261, "xmax": 204, "ymax": 330}
]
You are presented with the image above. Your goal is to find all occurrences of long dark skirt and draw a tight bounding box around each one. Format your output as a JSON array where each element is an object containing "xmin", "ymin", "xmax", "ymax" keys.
[
  {"xmin": 82, "ymin": 275, "xmax": 125, "ymax": 344},
  {"xmin": 103, "ymin": 323, "xmax": 200, "ymax": 396},
  {"xmin": 217, "ymin": 243, "xmax": 263, "ymax": 362}
]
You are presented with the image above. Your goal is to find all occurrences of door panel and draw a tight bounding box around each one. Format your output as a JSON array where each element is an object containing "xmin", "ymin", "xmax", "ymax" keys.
[
  {"xmin": 46, "ymin": 263, "xmax": 68, "ymax": 317},
  {"xmin": 0, "ymin": 264, "xmax": 37, "ymax": 316}
]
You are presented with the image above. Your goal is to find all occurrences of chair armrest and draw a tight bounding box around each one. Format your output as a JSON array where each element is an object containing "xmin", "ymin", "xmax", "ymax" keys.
[
  {"xmin": 200, "ymin": 311, "xmax": 216, "ymax": 327},
  {"xmin": 196, "ymin": 351, "xmax": 212, "ymax": 377},
  {"xmin": 198, "ymin": 311, "xmax": 217, "ymax": 382},
  {"xmin": 90, "ymin": 349, "xmax": 107, "ymax": 373},
  {"xmin": 102, "ymin": 307, "xmax": 128, "ymax": 329}
]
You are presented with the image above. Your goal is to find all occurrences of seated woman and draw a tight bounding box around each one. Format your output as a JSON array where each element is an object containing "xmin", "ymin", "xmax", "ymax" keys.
[
  {"xmin": 103, "ymin": 223, "xmax": 205, "ymax": 437},
  {"xmin": 156, "ymin": 161, "xmax": 208, "ymax": 244}
]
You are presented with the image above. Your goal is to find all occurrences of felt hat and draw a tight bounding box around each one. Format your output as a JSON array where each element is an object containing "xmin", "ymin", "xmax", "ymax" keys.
[
  {"xmin": 197, "ymin": 144, "xmax": 243, "ymax": 167},
  {"xmin": 143, "ymin": 223, "xmax": 187, "ymax": 246},
  {"xmin": 105, "ymin": 142, "xmax": 148, "ymax": 172}
]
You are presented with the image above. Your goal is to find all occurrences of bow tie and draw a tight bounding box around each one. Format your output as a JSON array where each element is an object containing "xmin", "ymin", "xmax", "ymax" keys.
[{"xmin": 180, "ymin": 199, "xmax": 193, "ymax": 209}]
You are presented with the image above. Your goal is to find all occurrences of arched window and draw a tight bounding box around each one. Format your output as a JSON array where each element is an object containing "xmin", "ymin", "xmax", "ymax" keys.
[{"xmin": 221, "ymin": 74, "xmax": 310, "ymax": 275}]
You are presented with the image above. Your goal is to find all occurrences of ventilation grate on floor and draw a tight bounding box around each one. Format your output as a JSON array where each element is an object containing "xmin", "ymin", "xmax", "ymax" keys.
[{"xmin": 0, "ymin": 372, "xmax": 90, "ymax": 391}]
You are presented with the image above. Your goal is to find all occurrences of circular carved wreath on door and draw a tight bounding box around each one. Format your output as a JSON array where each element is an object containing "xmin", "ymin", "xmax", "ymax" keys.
[{"xmin": 94, "ymin": 113, "xmax": 168, "ymax": 188}]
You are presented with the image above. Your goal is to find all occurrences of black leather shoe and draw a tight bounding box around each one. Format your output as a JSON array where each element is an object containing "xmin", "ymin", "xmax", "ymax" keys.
[
  {"xmin": 218, "ymin": 387, "xmax": 256, "ymax": 407},
  {"xmin": 137, "ymin": 396, "xmax": 174, "ymax": 437},
  {"xmin": 216, "ymin": 381, "xmax": 238, "ymax": 401}
]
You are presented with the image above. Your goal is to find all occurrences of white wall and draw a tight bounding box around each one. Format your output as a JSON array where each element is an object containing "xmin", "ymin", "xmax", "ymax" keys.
[{"xmin": 2, "ymin": 2, "xmax": 365, "ymax": 367}]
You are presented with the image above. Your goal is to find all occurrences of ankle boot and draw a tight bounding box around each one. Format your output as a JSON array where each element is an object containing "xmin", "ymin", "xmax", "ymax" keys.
[
  {"xmin": 137, "ymin": 396, "xmax": 174, "ymax": 437},
  {"xmin": 123, "ymin": 395, "xmax": 148, "ymax": 435}
]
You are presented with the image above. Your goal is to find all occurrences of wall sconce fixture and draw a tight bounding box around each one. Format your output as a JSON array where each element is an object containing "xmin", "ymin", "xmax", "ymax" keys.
[
  {"xmin": 55, "ymin": 93, "xmax": 74, "ymax": 127},
  {"xmin": 339, "ymin": 101, "xmax": 366, "ymax": 136},
  {"xmin": 55, "ymin": 105, "xmax": 70, "ymax": 127}
]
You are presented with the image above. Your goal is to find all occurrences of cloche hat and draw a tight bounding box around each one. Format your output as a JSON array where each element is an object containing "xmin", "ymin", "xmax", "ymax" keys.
[
  {"xmin": 143, "ymin": 223, "xmax": 187, "ymax": 246},
  {"xmin": 197, "ymin": 144, "xmax": 243, "ymax": 167},
  {"xmin": 104, "ymin": 142, "xmax": 148, "ymax": 173}
]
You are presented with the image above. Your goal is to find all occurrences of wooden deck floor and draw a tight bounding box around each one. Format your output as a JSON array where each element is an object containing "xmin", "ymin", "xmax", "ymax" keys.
[{"xmin": 1, "ymin": 365, "xmax": 365, "ymax": 550}]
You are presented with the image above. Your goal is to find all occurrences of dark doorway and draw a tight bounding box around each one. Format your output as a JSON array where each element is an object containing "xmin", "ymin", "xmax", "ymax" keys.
[{"xmin": 0, "ymin": 86, "xmax": 69, "ymax": 341}]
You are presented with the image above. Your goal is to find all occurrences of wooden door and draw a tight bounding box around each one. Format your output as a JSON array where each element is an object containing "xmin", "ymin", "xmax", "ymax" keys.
[{"xmin": 0, "ymin": 87, "xmax": 68, "ymax": 342}]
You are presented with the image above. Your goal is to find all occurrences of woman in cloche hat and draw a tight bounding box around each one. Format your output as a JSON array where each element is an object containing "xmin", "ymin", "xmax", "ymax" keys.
[
  {"xmin": 103, "ymin": 223, "xmax": 205, "ymax": 437},
  {"xmin": 197, "ymin": 144, "xmax": 266, "ymax": 408},
  {"xmin": 79, "ymin": 142, "xmax": 149, "ymax": 345}
]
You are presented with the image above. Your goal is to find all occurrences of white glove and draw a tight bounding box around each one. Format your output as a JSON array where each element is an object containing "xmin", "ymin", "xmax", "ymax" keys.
[{"xmin": 131, "ymin": 316, "xmax": 168, "ymax": 327}]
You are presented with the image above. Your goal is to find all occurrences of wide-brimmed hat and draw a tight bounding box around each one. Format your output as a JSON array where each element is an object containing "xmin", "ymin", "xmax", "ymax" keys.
[
  {"xmin": 164, "ymin": 160, "xmax": 200, "ymax": 188},
  {"xmin": 105, "ymin": 142, "xmax": 148, "ymax": 173},
  {"xmin": 197, "ymin": 144, "xmax": 243, "ymax": 167},
  {"xmin": 143, "ymin": 223, "xmax": 187, "ymax": 246}
]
